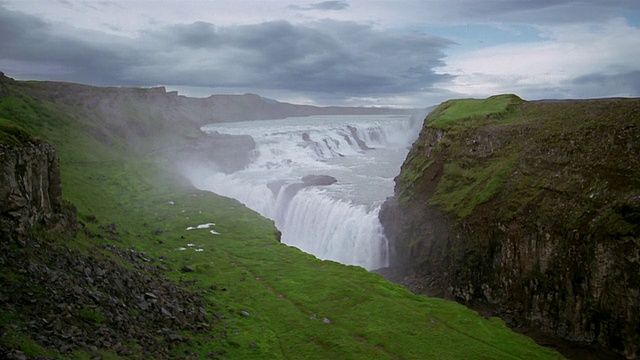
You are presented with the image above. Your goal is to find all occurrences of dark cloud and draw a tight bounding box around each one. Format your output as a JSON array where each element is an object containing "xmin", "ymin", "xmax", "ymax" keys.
[
  {"xmin": 0, "ymin": 5, "xmax": 454, "ymax": 98},
  {"xmin": 163, "ymin": 21, "xmax": 221, "ymax": 49},
  {"xmin": 0, "ymin": 7, "xmax": 132, "ymax": 83},
  {"xmin": 571, "ymin": 70, "xmax": 640, "ymax": 96},
  {"xmin": 310, "ymin": 1, "xmax": 349, "ymax": 11},
  {"xmin": 288, "ymin": 1, "xmax": 349, "ymax": 12}
]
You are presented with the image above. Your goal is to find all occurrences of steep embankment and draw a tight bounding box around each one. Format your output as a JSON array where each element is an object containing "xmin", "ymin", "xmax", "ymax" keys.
[
  {"xmin": 0, "ymin": 75, "xmax": 562, "ymax": 359},
  {"xmin": 380, "ymin": 95, "xmax": 640, "ymax": 359}
]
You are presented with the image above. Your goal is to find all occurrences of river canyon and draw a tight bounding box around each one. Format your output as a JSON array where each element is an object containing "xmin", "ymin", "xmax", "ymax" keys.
[{"xmin": 182, "ymin": 114, "xmax": 423, "ymax": 270}]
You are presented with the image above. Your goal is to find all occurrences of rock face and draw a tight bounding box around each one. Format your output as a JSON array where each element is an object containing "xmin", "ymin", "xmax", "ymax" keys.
[
  {"xmin": 176, "ymin": 131, "xmax": 256, "ymax": 173},
  {"xmin": 0, "ymin": 141, "xmax": 76, "ymax": 243},
  {"xmin": 379, "ymin": 96, "xmax": 640, "ymax": 359},
  {"xmin": 301, "ymin": 174, "xmax": 338, "ymax": 186}
]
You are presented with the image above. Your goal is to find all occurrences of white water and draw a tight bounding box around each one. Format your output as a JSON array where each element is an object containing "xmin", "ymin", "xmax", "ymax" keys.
[{"xmin": 182, "ymin": 114, "xmax": 421, "ymax": 270}]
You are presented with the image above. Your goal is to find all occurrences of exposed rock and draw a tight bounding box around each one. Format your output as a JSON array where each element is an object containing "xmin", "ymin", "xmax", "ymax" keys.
[
  {"xmin": 0, "ymin": 232, "xmax": 225, "ymax": 359},
  {"xmin": 301, "ymin": 174, "xmax": 338, "ymax": 186},
  {"xmin": 0, "ymin": 139, "xmax": 225, "ymax": 358},
  {"xmin": 181, "ymin": 265, "xmax": 195, "ymax": 273},
  {"xmin": 0, "ymin": 141, "xmax": 77, "ymax": 244},
  {"xmin": 346, "ymin": 125, "xmax": 372, "ymax": 150},
  {"xmin": 380, "ymin": 96, "xmax": 640, "ymax": 359}
]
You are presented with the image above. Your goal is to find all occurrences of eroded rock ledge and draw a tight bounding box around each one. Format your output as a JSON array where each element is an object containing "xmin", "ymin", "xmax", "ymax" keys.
[{"xmin": 0, "ymin": 141, "xmax": 76, "ymax": 243}]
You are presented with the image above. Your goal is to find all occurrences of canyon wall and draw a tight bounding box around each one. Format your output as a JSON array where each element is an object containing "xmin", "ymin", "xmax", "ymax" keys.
[{"xmin": 380, "ymin": 95, "xmax": 640, "ymax": 358}]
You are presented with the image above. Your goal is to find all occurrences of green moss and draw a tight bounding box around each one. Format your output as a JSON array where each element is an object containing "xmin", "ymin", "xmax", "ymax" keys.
[
  {"xmin": 77, "ymin": 307, "xmax": 105, "ymax": 325},
  {"xmin": 0, "ymin": 324, "xmax": 61, "ymax": 358},
  {"xmin": 431, "ymin": 154, "xmax": 517, "ymax": 218},
  {"xmin": 398, "ymin": 155, "xmax": 434, "ymax": 201},
  {"xmin": 0, "ymin": 117, "xmax": 35, "ymax": 145},
  {"xmin": 596, "ymin": 205, "xmax": 639, "ymax": 237}
]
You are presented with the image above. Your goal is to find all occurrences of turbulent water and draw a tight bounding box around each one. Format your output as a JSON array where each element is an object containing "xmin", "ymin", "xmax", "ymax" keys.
[{"xmin": 183, "ymin": 114, "xmax": 422, "ymax": 270}]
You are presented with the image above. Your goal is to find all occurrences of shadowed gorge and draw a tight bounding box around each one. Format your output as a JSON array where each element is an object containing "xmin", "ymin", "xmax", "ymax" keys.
[
  {"xmin": 0, "ymin": 74, "xmax": 563, "ymax": 359},
  {"xmin": 379, "ymin": 95, "xmax": 640, "ymax": 359}
]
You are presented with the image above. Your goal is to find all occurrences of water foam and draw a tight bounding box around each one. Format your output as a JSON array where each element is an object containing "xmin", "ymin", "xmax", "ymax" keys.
[{"xmin": 186, "ymin": 114, "xmax": 420, "ymax": 270}]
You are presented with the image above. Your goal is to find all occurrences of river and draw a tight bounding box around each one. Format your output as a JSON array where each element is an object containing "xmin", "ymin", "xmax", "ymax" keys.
[{"xmin": 182, "ymin": 114, "xmax": 422, "ymax": 270}]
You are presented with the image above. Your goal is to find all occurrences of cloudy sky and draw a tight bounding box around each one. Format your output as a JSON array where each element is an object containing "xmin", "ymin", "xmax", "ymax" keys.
[{"xmin": 1, "ymin": 0, "xmax": 639, "ymax": 107}]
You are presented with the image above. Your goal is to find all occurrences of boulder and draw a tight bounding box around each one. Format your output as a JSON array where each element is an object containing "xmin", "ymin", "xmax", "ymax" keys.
[{"xmin": 301, "ymin": 174, "xmax": 337, "ymax": 186}]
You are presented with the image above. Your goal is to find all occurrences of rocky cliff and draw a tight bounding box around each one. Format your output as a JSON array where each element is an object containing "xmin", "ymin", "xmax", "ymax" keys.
[
  {"xmin": 379, "ymin": 95, "xmax": 640, "ymax": 359},
  {"xmin": 0, "ymin": 138, "xmax": 76, "ymax": 243},
  {"xmin": 0, "ymin": 135, "xmax": 228, "ymax": 358}
]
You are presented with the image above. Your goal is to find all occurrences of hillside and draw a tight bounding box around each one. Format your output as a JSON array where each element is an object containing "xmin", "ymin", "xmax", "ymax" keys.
[
  {"xmin": 0, "ymin": 76, "xmax": 562, "ymax": 359},
  {"xmin": 379, "ymin": 94, "xmax": 640, "ymax": 359}
]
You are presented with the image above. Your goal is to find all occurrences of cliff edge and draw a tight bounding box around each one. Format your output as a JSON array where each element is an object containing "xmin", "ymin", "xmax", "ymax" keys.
[{"xmin": 379, "ymin": 95, "xmax": 640, "ymax": 359}]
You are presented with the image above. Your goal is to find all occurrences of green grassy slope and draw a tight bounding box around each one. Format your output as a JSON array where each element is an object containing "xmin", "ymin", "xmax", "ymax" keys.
[{"xmin": 0, "ymin": 78, "xmax": 563, "ymax": 359}]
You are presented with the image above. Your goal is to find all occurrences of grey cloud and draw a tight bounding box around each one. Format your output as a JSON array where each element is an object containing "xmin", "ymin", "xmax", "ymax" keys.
[
  {"xmin": 0, "ymin": 7, "xmax": 140, "ymax": 85},
  {"xmin": 309, "ymin": 1, "xmax": 349, "ymax": 11},
  {"xmin": 164, "ymin": 22, "xmax": 221, "ymax": 49},
  {"xmin": 571, "ymin": 70, "xmax": 640, "ymax": 96},
  {"xmin": 288, "ymin": 0, "xmax": 349, "ymax": 11},
  {"xmin": 0, "ymin": 5, "xmax": 455, "ymax": 98},
  {"xmin": 424, "ymin": 0, "xmax": 640, "ymax": 24}
]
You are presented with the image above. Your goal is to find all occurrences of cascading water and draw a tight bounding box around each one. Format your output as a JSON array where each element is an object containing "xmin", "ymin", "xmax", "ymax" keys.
[{"xmin": 182, "ymin": 114, "xmax": 422, "ymax": 270}]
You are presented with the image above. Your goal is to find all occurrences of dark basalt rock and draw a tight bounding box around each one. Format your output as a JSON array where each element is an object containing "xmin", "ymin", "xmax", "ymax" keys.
[
  {"xmin": 301, "ymin": 174, "xmax": 338, "ymax": 186},
  {"xmin": 0, "ymin": 141, "xmax": 77, "ymax": 244},
  {"xmin": 346, "ymin": 125, "xmax": 372, "ymax": 150}
]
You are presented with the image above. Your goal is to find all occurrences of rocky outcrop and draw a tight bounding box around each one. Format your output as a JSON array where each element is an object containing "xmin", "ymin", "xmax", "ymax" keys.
[
  {"xmin": 0, "ymin": 141, "xmax": 76, "ymax": 243},
  {"xmin": 379, "ymin": 96, "xmax": 640, "ymax": 359},
  {"xmin": 302, "ymin": 174, "xmax": 338, "ymax": 186},
  {"xmin": 175, "ymin": 131, "xmax": 256, "ymax": 173}
]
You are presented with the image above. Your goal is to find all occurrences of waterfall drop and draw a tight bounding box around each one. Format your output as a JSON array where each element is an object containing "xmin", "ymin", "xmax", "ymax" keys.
[{"xmin": 183, "ymin": 114, "xmax": 421, "ymax": 270}]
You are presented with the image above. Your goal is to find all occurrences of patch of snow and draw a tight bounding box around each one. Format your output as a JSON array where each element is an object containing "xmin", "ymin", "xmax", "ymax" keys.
[
  {"xmin": 186, "ymin": 222, "xmax": 216, "ymax": 230},
  {"xmin": 210, "ymin": 230, "xmax": 221, "ymax": 235}
]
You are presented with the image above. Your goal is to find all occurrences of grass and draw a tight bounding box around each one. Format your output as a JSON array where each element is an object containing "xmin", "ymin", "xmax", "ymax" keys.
[
  {"xmin": 397, "ymin": 95, "xmax": 524, "ymax": 206},
  {"xmin": 431, "ymin": 154, "xmax": 517, "ymax": 218},
  {"xmin": 77, "ymin": 307, "xmax": 106, "ymax": 325},
  {"xmin": 62, "ymin": 158, "xmax": 560, "ymax": 359},
  {"xmin": 427, "ymin": 94, "xmax": 523, "ymax": 131},
  {"xmin": 0, "ymin": 117, "xmax": 36, "ymax": 145},
  {"xmin": 0, "ymin": 79, "xmax": 564, "ymax": 359}
]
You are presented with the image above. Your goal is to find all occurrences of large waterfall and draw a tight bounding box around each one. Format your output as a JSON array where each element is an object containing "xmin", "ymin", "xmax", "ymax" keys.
[{"xmin": 182, "ymin": 114, "xmax": 421, "ymax": 270}]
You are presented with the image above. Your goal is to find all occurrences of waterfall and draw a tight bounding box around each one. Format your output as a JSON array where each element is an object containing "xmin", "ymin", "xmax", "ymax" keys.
[
  {"xmin": 280, "ymin": 187, "xmax": 389, "ymax": 270},
  {"xmin": 183, "ymin": 114, "xmax": 421, "ymax": 270}
]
